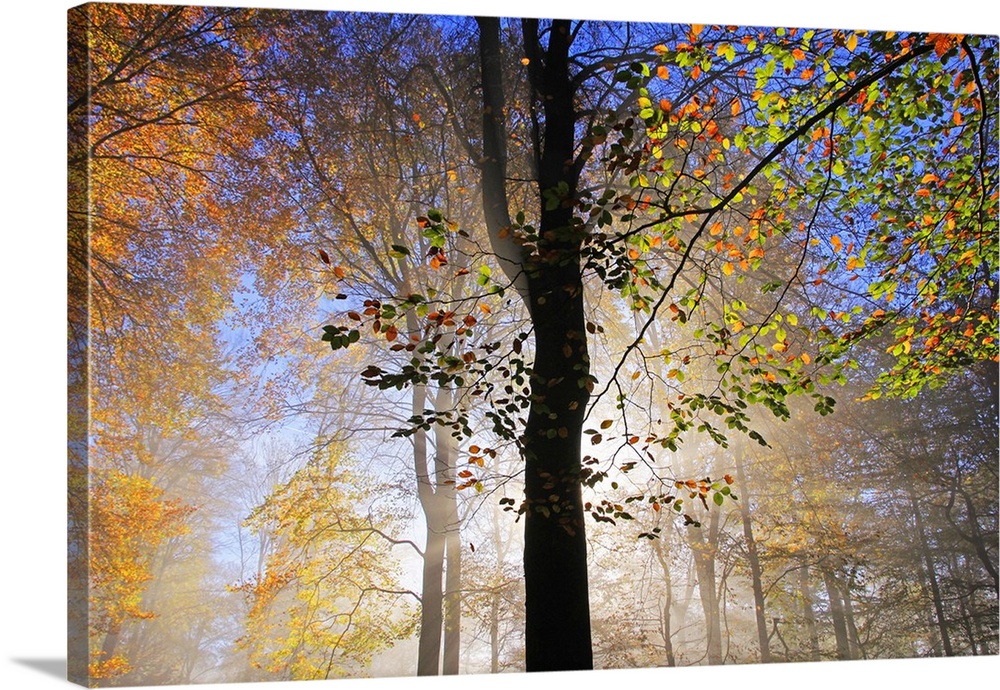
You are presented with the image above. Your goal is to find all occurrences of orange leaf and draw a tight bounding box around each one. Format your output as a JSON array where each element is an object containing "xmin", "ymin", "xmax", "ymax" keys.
[
  {"xmin": 928, "ymin": 33, "xmax": 958, "ymax": 58},
  {"xmin": 657, "ymin": 65, "xmax": 669, "ymax": 80},
  {"xmin": 730, "ymin": 99, "xmax": 741, "ymax": 116},
  {"xmin": 333, "ymin": 266, "xmax": 347, "ymax": 279}
]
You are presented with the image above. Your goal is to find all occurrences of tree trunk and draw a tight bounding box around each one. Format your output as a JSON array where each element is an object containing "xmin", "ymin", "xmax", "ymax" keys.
[
  {"xmin": 652, "ymin": 532, "xmax": 676, "ymax": 666},
  {"xmin": 438, "ymin": 388, "xmax": 462, "ymax": 675},
  {"xmin": 476, "ymin": 17, "xmax": 593, "ymax": 672},
  {"xmin": 840, "ymin": 570, "xmax": 863, "ymax": 659},
  {"xmin": 414, "ymin": 383, "xmax": 445, "ymax": 676},
  {"xmin": 908, "ymin": 482, "xmax": 954, "ymax": 655},
  {"xmin": 822, "ymin": 568, "xmax": 851, "ymax": 660},
  {"xmin": 734, "ymin": 454, "xmax": 770, "ymax": 663},
  {"xmin": 691, "ymin": 508, "xmax": 722, "ymax": 664},
  {"xmin": 799, "ymin": 566, "xmax": 821, "ymax": 661}
]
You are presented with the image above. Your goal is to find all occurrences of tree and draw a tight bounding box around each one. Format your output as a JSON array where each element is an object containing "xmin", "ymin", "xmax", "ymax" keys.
[
  {"xmin": 87, "ymin": 470, "xmax": 192, "ymax": 681},
  {"xmin": 232, "ymin": 441, "xmax": 414, "ymax": 679},
  {"xmin": 320, "ymin": 19, "xmax": 996, "ymax": 671}
]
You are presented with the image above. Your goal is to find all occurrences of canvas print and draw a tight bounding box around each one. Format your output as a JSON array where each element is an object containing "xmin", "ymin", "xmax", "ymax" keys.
[{"xmin": 68, "ymin": 2, "xmax": 998, "ymax": 686}]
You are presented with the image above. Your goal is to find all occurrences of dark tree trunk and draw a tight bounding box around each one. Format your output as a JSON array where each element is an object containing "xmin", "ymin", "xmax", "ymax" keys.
[
  {"xmin": 734, "ymin": 454, "xmax": 770, "ymax": 663},
  {"xmin": 476, "ymin": 17, "xmax": 593, "ymax": 672}
]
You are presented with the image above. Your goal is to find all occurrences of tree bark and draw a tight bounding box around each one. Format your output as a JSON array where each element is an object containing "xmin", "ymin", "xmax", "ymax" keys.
[
  {"xmin": 908, "ymin": 481, "xmax": 954, "ymax": 656},
  {"xmin": 799, "ymin": 566, "xmax": 821, "ymax": 661},
  {"xmin": 822, "ymin": 568, "xmax": 852, "ymax": 660},
  {"xmin": 652, "ymin": 536, "xmax": 676, "ymax": 666},
  {"xmin": 840, "ymin": 569, "xmax": 863, "ymax": 659},
  {"xmin": 438, "ymin": 387, "xmax": 462, "ymax": 675},
  {"xmin": 691, "ymin": 508, "xmax": 723, "ymax": 664},
  {"xmin": 734, "ymin": 454, "xmax": 770, "ymax": 663},
  {"xmin": 414, "ymin": 383, "xmax": 446, "ymax": 676},
  {"xmin": 476, "ymin": 17, "xmax": 593, "ymax": 672}
]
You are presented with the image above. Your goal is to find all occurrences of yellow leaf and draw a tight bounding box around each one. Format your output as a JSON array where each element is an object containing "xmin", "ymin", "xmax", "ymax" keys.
[
  {"xmin": 847, "ymin": 33, "xmax": 858, "ymax": 52},
  {"xmin": 722, "ymin": 262, "xmax": 734, "ymax": 276}
]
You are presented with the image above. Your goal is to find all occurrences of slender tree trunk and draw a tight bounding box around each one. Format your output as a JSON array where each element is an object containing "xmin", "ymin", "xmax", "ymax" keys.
[
  {"xmin": 691, "ymin": 508, "xmax": 722, "ymax": 664},
  {"xmin": 477, "ymin": 17, "xmax": 592, "ymax": 671},
  {"xmin": 652, "ymin": 534, "xmax": 676, "ymax": 666},
  {"xmin": 952, "ymin": 476, "xmax": 999, "ymax": 593},
  {"xmin": 799, "ymin": 566, "xmax": 821, "ymax": 661},
  {"xmin": 414, "ymin": 383, "xmax": 445, "ymax": 675},
  {"xmin": 822, "ymin": 568, "xmax": 852, "ymax": 660},
  {"xmin": 840, "ymin": 570, "xmax": 863, "ymax": 659},
  {"xmin": 734, "ymin": 454, "xmax": 770, "ymax": 662},
  {"xmin": 908, "ymin": 482, "xmax": 954, "ymax": 655},
  {"xmin": 438, "ymin": 387, "xmax": 462, "ymax": 675}
]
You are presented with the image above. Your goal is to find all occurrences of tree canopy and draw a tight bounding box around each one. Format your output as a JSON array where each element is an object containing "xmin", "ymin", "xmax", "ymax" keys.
[{"xmin": 66, "ymin": 3, "xmax": 997, "ymax": 685}]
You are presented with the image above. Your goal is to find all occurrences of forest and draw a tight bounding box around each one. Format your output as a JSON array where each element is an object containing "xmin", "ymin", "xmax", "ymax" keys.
[{"xmin": 67, "ymin": 3, "xmax": 998, "ymax": 686}]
